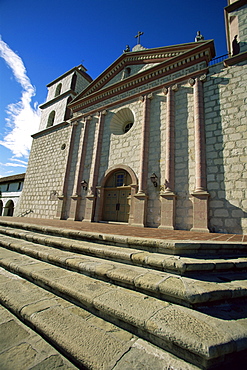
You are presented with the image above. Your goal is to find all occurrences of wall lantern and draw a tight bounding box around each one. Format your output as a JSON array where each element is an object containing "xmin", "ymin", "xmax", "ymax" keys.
[
  {"xmin": 150, "ymin": 173, "xmax": 158, "ymax": 187},
  {"xmin": 81, "ymin": 180, "xmax": 88, "ymax": 191}
]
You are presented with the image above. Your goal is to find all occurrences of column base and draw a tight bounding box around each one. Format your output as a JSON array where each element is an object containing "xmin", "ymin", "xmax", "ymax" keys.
[
  {"xmin": 190, "ymin": 191, "xmax": 209, "ymax": 233},
  {"xmin": 132, "ymin": 192, "xmax": 147, "ymax": 227},
  {"xmin": 83, "ymin": 194, "xmax": 96, "ymax": 222},
  {"xmin": 159, "ymin": 191, "xmax": 176, "ymax": 230}
]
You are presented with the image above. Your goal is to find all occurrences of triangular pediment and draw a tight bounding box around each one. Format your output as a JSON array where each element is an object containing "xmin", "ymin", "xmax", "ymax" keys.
[{"xmin": 71, "ymin": 40, "xmax": 215, "ymax": 108}]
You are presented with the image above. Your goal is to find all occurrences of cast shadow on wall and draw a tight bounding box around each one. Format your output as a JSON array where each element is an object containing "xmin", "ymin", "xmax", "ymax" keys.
[{"xmin": 205, "ymin": 72, "xmax": 247, "ymax": 234}]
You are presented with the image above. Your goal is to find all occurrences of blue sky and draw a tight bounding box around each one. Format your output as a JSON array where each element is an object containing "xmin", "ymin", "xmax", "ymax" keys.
[{"xmin": 0, "ymin": 0, "xmax": 227, "ymax": 177}]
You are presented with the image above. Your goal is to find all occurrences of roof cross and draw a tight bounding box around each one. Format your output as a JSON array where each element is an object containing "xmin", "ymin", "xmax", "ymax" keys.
[{"xmin": 135, "ymin": 31, "xmax": 144, "ymax": 44}]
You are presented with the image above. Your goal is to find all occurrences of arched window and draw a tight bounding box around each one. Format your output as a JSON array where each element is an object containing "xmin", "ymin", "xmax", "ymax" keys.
[
  {"xmin": 5, "ymin": 200, "xmax": 14, "ymax": 216},
  {"xmin": 0, "ymin": 200, "xmax": 3, "ymax": 216},
  {"xmin": 70, "ymin": 73, "xmax": 77, "ymax": 91},
  {"xmin": 64, "ymin": 96, "xmax": 73, "ymax": 121},
  {"xmin": 55, "ymin": 83, "xmax": 62, "ymax": 97},
  {"xmin": 47, "ymin": 111, "xmax": 56, "ymax": 128}
]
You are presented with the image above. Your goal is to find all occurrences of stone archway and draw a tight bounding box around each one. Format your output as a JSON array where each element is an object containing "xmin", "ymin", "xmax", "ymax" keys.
[
  {"xmin": 4, "ymin": 200, "xmax": 14, "ymax": 216},
  {"xmin": 95, "ymin": 165, "xmax": 138, "ymax": 224}
]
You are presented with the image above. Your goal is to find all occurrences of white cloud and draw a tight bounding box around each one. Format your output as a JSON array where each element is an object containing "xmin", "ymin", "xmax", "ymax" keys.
[
  {"xmin": 0, "ymin": 37, "xmax": 40, "ymax": 157},
  {"xmin": 0, "ymin": 162, "xmax": 27, "ymax": 168}
]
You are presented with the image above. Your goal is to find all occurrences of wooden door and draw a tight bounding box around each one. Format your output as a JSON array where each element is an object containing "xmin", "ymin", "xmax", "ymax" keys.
[{"xmin": 103, "ymin": 188, "xmax": 130, "ymax": 222}]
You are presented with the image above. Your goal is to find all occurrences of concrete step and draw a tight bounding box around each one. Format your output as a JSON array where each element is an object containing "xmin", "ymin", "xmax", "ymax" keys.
[
  {"xmin": 1, "ymin": 236, "xmax": 247, "ymax": 308},
  {"xmin": 1, "ymin": 220, "xmax": 247, "ymax": 369},
  {"xmin": 0, "ymin": 302, "xmax": 77, "ymax": 369},
  {"xmin": 1, "ymin": 257, "xmax": 247, "ymax": 370},
  {"xmin": 1, "ymin": 225, "xmax": 247, "ymax": 276},
  {"xmin": 0, "ymin": 219, "xmax": 247, "ymax": 256},
  {"xmin": 0, "ymin": 268, "xmax": 200, "ymax": 370}
]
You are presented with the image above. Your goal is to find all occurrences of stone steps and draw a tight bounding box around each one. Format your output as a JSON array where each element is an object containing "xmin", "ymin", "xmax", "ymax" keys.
[
  {"xmin": 0, "ymin": 219, "xmax": 247, "ymax": 256},
  {"xmin": 1, "ymin": 234, "xmax": 247, "ymax": 308},
  {"xmin": 1, "ymin": 268, "xmax": 200, "ymax": 370},
  {"xmin": 1, "ymin": 249, "xmax": 247, "ymax": 370},
  {"xmin": 0, "ymin": 224, "xmax": 247, "ymax": 276},
  {"xmin": 1, "ymin": 220, "xmax": 247, "ymax": 369}
]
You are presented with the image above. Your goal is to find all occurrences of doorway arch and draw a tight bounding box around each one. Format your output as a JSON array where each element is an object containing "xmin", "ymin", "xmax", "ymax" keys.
[
  {"xmin": 4, "ymin": 200, "xmax": 14, "ymax": 216},
  {"xmin": 99, "ymin": 165, "xmax": 138, "ymax": 223}
]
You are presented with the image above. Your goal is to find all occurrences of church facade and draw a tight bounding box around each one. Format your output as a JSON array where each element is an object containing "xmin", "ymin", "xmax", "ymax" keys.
[{"xmin": 16, "ymin": 0, "xmax": 247, "ymax": 234}]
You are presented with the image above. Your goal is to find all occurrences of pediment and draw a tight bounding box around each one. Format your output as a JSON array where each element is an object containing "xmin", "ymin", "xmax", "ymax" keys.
[{"xmin": 71, "ymin": 40, "xmax": 215, "ymax": 107}]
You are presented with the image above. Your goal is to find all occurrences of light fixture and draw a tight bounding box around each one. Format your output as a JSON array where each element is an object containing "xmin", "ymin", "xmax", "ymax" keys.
[
  {"xmin": 150, "ymin": 173, "xmax": 158, "ymax": 187},
  {"xmin": 81, "ymin": 180, "xmax": 88, "ymax": 191}
]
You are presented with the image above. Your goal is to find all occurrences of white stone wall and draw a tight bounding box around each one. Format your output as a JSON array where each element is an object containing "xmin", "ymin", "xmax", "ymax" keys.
[
  {"xmin": 39, "ymin": 98, "xmax": 69, "ymax": 131},
  {"xmin": 16, "ymin": 124, "xmax": 71, "ymax": 219},
  {"xmin": 205, "ymin": 61, "xmax": 247, "ymax": 234}
]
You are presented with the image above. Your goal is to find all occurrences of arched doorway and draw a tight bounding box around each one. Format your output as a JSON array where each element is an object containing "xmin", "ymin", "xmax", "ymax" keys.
[
  {"xmin": 103, "ymin": 170, "xmax": 132, "ymax": 222},
  {"xmin": 0, "ymin": 200, "xmax": 3, "ymax": 216},
  {"xmin": 5, "ymin": 200, "xmax": 14, "ymax": 216}
]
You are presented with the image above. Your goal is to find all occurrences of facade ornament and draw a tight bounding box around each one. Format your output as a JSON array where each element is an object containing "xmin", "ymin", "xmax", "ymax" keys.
[
  {"xmin": 148, "ymin": 93, "xmax": 154, "ymax": 100},
  {"xmin": 189, "ymin": 78, "xmax": 195, "ymax": 86},
  {"xmin": 199, "ymin": 74, "xmax": 207, "ymax": 82},
  {"xmin": 172, "ymin": 84, "xmax": 178, "ymax": 92},
  {"xmin": 162, "ymin": 87, "xmax": 168, "ymax": 95}
]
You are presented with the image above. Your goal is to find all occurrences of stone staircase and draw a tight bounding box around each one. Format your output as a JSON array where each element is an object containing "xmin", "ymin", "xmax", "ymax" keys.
[{"xmin": 0, "ymin": 219, "xmax": 247, "ymax": 369}]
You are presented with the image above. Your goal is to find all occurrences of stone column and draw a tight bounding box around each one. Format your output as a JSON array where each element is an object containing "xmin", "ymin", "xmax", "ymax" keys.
[
  {"xmin": 55, "ymin": 121, "xmax": 78, "ymax": 220},
  {"xmin": 191, "ymin": 76, "xmax": 209, "ymax": 232},
  {"xmin": 84, "ymin": 110, "xmax": 107, "ymax": 222},
  {"xmin": 159, "ymin": 85, "xmax": 177, "ymax": 229},
  {"xmin": 68, "ymin": 117, "xmax": 91, "ymax": 221},
  {"xmin": 132, "ymin": 94, "xmax": 152, "ymax": 227}
]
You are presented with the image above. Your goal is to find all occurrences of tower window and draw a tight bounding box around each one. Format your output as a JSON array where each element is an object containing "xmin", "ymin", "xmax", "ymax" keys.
[
  {"xmin": 55, "ymin": 83, "xmax": 62, "ymax": 97},
  {"xmin": 70, "ymin": 73, "xmax": 77, "ymax": 91},
  {"xmin": 47, "ymin": 111, "xmax": 56, "ymax": 127}
]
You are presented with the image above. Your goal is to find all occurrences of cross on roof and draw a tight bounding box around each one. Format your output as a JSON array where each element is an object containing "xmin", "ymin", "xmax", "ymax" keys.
[{"xmin": 135, "ymin": 31, "xmax": 144, "ymax": 44}]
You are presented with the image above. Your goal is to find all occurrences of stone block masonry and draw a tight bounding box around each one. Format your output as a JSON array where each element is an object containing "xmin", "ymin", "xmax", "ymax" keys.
[
  {"xmin": 16, "ymin": 124, "xmax": 71, "ymax": 219},
  {"xmin": 205, "ymin": 61, "xmax": 247, "ymax": 234}
]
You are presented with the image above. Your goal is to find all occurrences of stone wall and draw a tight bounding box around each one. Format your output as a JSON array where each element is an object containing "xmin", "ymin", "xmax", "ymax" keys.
[
  {"xmin": 16, "ymin": 124, "xmax": 71, "ymax": 219},
  {"xmin": 205, "ymin": 60, "xmax": 247, "ymax": 234}
]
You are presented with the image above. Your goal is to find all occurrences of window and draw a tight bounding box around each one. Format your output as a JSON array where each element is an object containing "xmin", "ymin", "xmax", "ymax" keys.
[
  {"xmin": 64, "ymin": 96, "xmax": 73, "ymax": 121},
  {"xmin": 70, "ymin": 73, "xmax": 77, "ymax": 91},
  {"xmin": 123, "ymin": 122, "xmax": 133, "ymax": 133},
  {"xmin": 110, "ymin": 108, "xmax": 134, "ymax": 135},
  {"xmin": 116, "ymin": 173, "xmax": 125, "ymax": 187},
  {"xmin": 55, "ymin": 83, "xmax": 62, "ymax": 97},
  {"xmin": 47, "ymin": 111, "xmax": 55, "ymax": 128}
]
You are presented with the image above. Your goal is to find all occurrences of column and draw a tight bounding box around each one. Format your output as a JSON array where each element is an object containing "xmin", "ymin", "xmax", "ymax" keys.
[
  {"xmin": 159, "ymin": 85, "xmax": 176, "ymax": 229},
  {"xmin": 191, "ymin": 75, "xmax": 209, "ymax": 232},
  {"xmin": 132, "ymin": 94, "xmax": 152, "ymax": 227},
  {"xmin": 68, "ymin": 116, "xmax": 91, "ymax": 220},
  {"xmin": 83, "ymin": 110, "xmax": 107, "ymax": 222}
]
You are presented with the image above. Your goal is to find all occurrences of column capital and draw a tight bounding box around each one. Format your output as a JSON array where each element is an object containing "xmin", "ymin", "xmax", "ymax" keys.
[
  {"xmin": 172, "ymin": 84, "xmax": 179, "ymax": 92},
  {"xmin": 199, "ymin": 74, "xmax": 207, "ymax": 82}
]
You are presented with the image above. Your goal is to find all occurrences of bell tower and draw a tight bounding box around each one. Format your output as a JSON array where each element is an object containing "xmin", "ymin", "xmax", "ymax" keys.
[
  {"xmin": 225, "ymin": 0, "xmax": 247, "ymax": 56},
  {"xmin": 38, "ymin": 65, "xmax": 92, "ymax": 132}
]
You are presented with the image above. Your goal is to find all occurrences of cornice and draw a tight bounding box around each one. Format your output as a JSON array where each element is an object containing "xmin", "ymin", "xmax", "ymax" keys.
[
  {"xmin": 32, "ymin": 121, "xmax": 70, "ymax": 138},
  {"xmin": 224, "ymin": 51, "xmax": 247, "ymax": 66},
  {"xmin": 72, "ymin": 41, "xmax": 214, "ymax": 103},
  {"xmin": 39, "ymin": 90, "xmax": 77, "ymax": 109},
  {"xmin": 225, "ymin": 0, "xmax": 247, "ymax": 13},
  {"xmin": 47, "ymin": 65, "xmax": 92, "ymax": 87},
  {"xmin": 71, "ymin": 67, "xmax": 208, "ymax": 120},
  {"xmin": 70, "ymin": 41, "xmax": 214, "ymax": 113}
]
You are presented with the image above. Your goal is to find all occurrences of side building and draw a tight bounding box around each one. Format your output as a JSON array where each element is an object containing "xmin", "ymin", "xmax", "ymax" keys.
[
  {"xmin": 0, "ymin": 173, "xmax": 25, "ymax": 216},
  {"xmin": 16, "ymin": 0, "xmax": 247, "ymax": 234}
]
